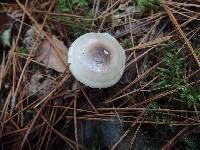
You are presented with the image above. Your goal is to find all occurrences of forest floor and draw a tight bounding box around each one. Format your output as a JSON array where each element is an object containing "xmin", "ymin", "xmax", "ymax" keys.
[{"xmin": 0, "ymin": 0, "xmax": 200, "ymax": 150}]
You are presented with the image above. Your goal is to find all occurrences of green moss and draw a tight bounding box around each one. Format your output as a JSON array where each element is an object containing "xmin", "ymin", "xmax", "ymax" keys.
[
  {"xmin": 57, "ymin": 0, "xmax": 88, "ymax": 13},
  {"xmin": 72, "ymin": 0, "xmax": 88, "ymax": 6},
  {"xmin": 147, "ymin": 102, "xmax": 173, "ymax": 124},
  {"xmin": 178, "ymin": 85, "xmax": 200, "ymax": 108},
  {"xmin": 137, "ymin": 0, "xmax": 162, "ymax": 11},
  {"xmin": 19, "ymin": 47, "xmax": 27, "ymax": 53},
  {"xmin": 152, "ymin": 42, "xmax": 184, "ymax": 89},
  {"xmin": 121, "ymin": 38, "xmax": 133, "ymax": 49},
  {"xmin": 151, "ymin": 41, "xmax": 200, "ymax": 108},
  {"xmin": 180, "ymin": 136, "xmax": 200, "ymax": 150},
  {"xmin": 58, "ymin": 0, "xmax": 71, "ymax": 12}
]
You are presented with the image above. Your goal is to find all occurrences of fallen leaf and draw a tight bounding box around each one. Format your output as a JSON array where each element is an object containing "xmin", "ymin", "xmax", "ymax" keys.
[{"xmin": 36, "ymin": 35, "xmax": 68, "ymax": 73}]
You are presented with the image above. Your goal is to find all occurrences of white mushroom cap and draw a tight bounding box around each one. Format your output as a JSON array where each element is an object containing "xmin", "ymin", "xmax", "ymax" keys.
[{"xmin": 68, "ymin": 32, "xmax": 126, "ymax": 88}]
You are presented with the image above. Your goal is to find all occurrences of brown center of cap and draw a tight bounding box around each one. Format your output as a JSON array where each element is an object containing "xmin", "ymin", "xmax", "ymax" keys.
[{"xmin": 89, "ymin": 46, "xmax": 111, "ymax": 65}]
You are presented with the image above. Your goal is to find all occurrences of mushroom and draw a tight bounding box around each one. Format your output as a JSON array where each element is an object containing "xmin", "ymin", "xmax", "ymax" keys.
[{"xmin": 68, "ymin": 32, "xmax": 126, "ymax": 88}]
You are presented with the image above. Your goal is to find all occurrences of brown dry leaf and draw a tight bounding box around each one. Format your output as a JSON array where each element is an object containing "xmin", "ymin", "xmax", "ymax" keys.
[{"xmin": 36, "ymin": 35, "xmax": 68, "ymax": 73}]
